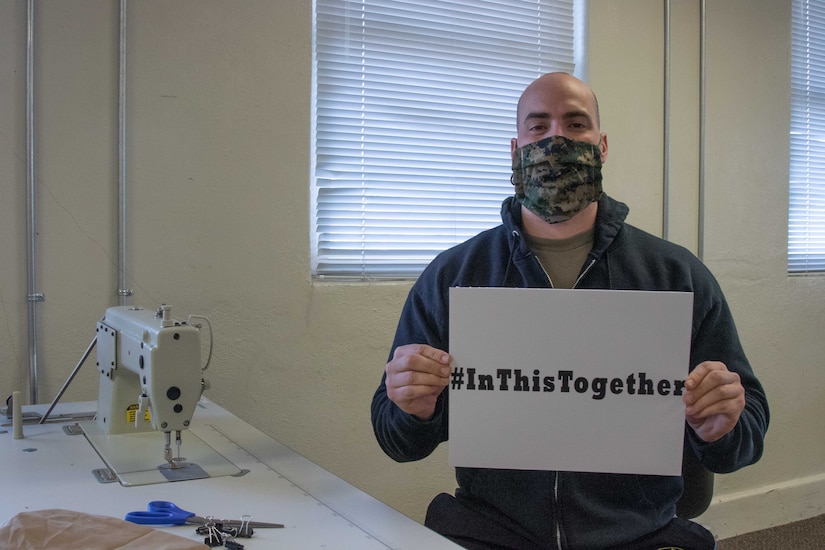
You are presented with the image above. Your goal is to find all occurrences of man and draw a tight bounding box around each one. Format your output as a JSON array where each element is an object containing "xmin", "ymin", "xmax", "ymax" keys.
[{"xmin": 371, "ymin": 72, "xmax": 769, "ymax": 549}]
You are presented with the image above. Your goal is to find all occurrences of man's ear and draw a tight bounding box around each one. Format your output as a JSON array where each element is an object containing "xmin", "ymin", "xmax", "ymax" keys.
[
  {"xmin": 599, "ymin": 133, "xmax": 608, "ymax": 163},
  {"xmin": 511, "ymin": 137, "xmax": 518, "ymax": 158}
]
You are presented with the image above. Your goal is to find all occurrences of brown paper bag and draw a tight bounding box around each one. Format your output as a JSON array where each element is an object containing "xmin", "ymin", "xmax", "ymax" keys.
[{"xmin": 0, "ymin": 509, "xmax": 208, "ymax": 550}]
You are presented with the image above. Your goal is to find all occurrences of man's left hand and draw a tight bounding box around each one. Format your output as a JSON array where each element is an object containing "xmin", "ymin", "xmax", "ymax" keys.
[{"xmin": 683, "ymin": 361, "xmax": 746, "ymax": 443}]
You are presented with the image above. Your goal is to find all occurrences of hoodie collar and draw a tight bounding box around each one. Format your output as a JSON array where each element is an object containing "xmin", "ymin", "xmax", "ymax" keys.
[{"xmin": 502, "ymin": 194, "xmax": 629, "ymax": 261}]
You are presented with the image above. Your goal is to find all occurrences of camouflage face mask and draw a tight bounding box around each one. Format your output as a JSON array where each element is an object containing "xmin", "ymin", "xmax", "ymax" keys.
[{"xmin": 511, "ymin": 135, "xmax": 603, "ymax": 224}]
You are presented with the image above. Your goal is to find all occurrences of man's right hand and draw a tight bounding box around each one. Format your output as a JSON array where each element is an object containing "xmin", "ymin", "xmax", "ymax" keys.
[{"xmin": 385, "ymin": 344, "xmax": 451, "ymax": 421}]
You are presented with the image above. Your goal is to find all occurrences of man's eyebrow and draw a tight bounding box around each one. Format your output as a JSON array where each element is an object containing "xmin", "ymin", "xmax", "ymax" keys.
[
  {"xmin": 522, "ymin": 110, "xmax": 593, "ymax": 124},
  {"xmin": 562, "ymin": 110, "xmax": 592, "ymax": 120},
  {"xmin": 523, "ymin": 111, "xmax": 550, "ymax": 123}
]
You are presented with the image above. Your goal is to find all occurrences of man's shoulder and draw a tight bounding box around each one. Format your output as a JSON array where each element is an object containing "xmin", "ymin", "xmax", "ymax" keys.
[
  {"xmin": 619, "ymin": 222, "xmax": 699, "ymax": 260},
  {"xmin": 612, "ymin": 223, "xmax": 722, "ymax": 293},
  {"xmin": 417, "ymin": 224, "xmax": 510, "ymax": 283},
  {"xmin": 435, "ymin": 224, "xmax": 509, "ymax": 261}
]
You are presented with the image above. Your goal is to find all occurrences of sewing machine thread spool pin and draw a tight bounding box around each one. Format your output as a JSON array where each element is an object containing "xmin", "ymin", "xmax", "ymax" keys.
[
  {"xmin": 12, "ymin": 391, "xmax": 24, "ymax": 439},
  {"xmin": 157, "ymin": 304, "xmax": 174, "ymax": 328}
]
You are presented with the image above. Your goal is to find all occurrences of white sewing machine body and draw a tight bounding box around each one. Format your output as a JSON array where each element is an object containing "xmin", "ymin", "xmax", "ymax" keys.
[{"xmin": 94, "ymin": 305, "xmax": 202, "ymax": 436}]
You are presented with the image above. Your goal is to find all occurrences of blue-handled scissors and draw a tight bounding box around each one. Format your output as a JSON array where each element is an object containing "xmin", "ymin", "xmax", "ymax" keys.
[
  {"xmin": 125, "ymin": 500, "xmax": 284, "ymax": 528},
  {"xmin": 125, "ymin": 501, "xmax": 203, "ymax": 526}
]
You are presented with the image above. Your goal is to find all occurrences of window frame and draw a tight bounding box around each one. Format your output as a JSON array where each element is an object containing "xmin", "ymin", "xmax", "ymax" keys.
[
  {"xmin": 789, "ymin": 0, "xmax": 825, "ymax": 275},
  {"xmin": 311, "ymin": 0, "xmax": 580, "ymax": 280}
]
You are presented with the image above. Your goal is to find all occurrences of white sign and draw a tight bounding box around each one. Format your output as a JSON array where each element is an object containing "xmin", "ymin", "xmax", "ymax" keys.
[{"xmin": 448, "ymin": 287, "xmax": 693, "ymax": 476}]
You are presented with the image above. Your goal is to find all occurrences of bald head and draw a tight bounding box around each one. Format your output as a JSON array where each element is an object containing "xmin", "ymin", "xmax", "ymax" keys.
[
  {"xmin": 517, "ymin": 72, "xmax": 601, "ymax": 131},
  {"xmin": 513, "ymin": 72, "xmax": 607, "ymax": 163}
]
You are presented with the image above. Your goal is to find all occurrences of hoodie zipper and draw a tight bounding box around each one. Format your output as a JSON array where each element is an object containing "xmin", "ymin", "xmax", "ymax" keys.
[
  {"xmin": 532, "ymin": 256, "xmax": 596, "ymax": 550},
  {"xmin": 534, "ymin": 256, "xmax": 597, "ymax": 290},
  {"xmin": 554, "ymin": 472, "xmax": 563, "ymax": 550},
  {"xmin": 572, "ymin": 258, "xmax": 597, "ymax": 289}
]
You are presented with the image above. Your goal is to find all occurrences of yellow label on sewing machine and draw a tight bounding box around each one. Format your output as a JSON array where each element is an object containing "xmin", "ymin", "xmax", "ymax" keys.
[{"xmin": 126, "ymin": 404, "xmax": 151, "ymax": 424}]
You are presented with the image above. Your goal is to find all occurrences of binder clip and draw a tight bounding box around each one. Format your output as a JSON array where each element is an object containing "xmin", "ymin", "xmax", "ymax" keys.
[{"xmin": 236, "ymin": 515, "xmax": 254, "ymax": 538}]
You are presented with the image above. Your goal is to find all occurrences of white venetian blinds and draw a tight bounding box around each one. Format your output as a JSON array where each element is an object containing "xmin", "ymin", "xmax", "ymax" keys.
[
  {"xmin": 312, "ymin": 0, "xmax": 577, "ymax": 278},
  {"xmin": 790, "ymin": 0, "xmax": 825, "ymax": 273}
]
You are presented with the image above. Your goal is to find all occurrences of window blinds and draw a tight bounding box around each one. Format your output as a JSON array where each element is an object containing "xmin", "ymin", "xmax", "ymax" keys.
[
  {"xmin": 312, "ymin": 0, "xmax": 576, "ymax": 278},
  {"xmin": 790, "ymin": 0, "xmax": 825, "ymax": 273}
]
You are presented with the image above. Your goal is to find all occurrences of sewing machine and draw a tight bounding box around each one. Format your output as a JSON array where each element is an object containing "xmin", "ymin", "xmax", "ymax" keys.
[{"xmin": 79, "ymin": 305, "xmax": 218, "ymax": 483}]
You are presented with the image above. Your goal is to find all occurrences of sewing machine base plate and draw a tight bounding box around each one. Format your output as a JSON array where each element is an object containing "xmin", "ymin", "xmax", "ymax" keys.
[
  {"xmin": 79, "ymin": 421, "xmax": 242, "ymax": 486},
  {"xmin": 92, "ymin": 468, "xmax": 119, "ymax": 484},
  {"xmin": 158, "ymin": 461, "xmax": 210, "ymax": 481}
]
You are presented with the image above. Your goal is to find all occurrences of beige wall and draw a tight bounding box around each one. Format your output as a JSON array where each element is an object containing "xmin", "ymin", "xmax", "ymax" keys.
[{"xmin": 1, "ymin": 0, "xmax": 822, "ymax": 538}]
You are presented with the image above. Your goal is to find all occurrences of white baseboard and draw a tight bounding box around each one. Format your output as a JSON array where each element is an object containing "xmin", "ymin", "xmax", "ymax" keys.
[{"xmin": 696, "ymin": 472, "xmax": 825, "ymax": 540}]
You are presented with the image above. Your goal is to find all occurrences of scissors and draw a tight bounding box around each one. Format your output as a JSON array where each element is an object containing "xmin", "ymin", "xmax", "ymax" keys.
[{"xmin": 125, "ymin": 500, "xmax": 284, "ymax": 529}]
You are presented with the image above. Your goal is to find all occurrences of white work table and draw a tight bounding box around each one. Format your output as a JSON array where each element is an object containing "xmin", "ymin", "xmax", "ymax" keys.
[{"xmin": 0, "ymin": 398, "xmax": 459, "ymax": 549}]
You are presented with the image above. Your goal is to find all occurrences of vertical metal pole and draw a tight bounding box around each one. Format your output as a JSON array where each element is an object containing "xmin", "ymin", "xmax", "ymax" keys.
[
  {"xmin": 118, "ymin": 0, "xmax": 132, "ymax": 305},
  {"xmin": 698, "ymin": 0, "xmax": 706, "ymax": 261},
  {"xmin": 662, "ymin": 0, "xmax": 671, "ymax": 241},
  {"xmin": 26, "ymin": 0, "xmax": 43, "ymax": 405}
]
